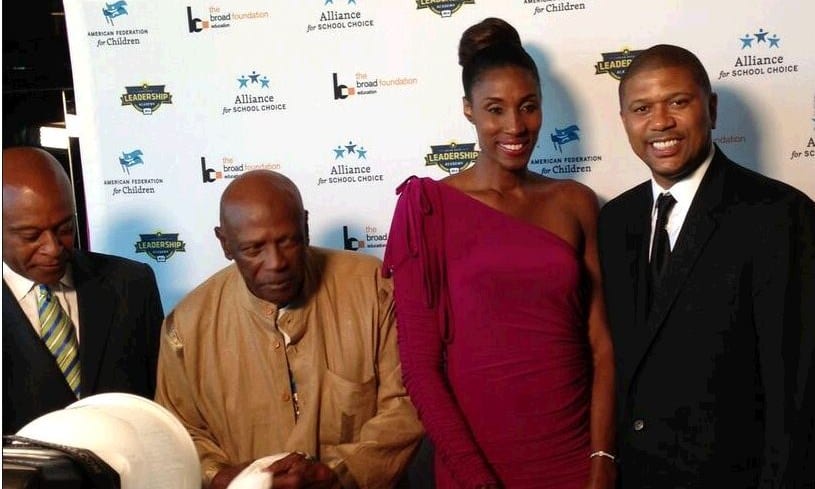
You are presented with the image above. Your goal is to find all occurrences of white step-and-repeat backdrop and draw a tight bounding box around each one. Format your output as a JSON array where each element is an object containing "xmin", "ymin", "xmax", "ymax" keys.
[{"xmin": 63, "ymin": 0, "xmax": 815, "ymax": 311}]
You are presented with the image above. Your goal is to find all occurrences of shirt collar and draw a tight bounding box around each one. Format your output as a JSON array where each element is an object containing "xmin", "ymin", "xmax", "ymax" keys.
[
  {"xmin": 2, "ymin": 261, "xmax": 74, "ymax": 301},
  {"xmin": 650, "ymin": 144, "xmax": 715, "ymax": 209}
]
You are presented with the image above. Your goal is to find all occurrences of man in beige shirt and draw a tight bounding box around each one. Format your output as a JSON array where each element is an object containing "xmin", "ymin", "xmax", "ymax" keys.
[{"xmin": 155, "ymin": 170, "xmax": 423, "ymax": 489}]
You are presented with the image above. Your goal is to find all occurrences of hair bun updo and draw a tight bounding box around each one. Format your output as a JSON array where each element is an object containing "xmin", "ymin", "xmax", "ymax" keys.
[{"xmin": 458, "ymin": 17, "xmax": 522, "ymax": 68}]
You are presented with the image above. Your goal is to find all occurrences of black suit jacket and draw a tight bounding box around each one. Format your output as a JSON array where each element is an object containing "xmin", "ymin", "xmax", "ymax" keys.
[
  {"xmin": 3, "ymin": 250, "xmax": 164, "ymax": 434},
  {"xmin": 598, "ymin": 148, "xmax": 815, "ymax": 489}
]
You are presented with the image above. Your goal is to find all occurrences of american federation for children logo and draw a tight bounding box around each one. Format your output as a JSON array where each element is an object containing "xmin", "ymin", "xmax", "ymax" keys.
[
  {"xmin": 425, "ymin": 142, "xmax": 477, "ymax": 174},
  {"xmin": 103, "ymin": 0, "xmax": 128, "ymax": 25},
  {"xmin": 415, "ymin": 0, "xmax": 475, "ymax": 18},
  {"xmin": 121, "ymin": 83, "xmax": 172, "ymax": 115},
  {"xmin": 318, "ymin": 140, "xmax": 383, "ymax": 185},
  {"xmin": 717, "ymin": 28, "xmax": 798, "ymax": 80},
  {"xmin": 134, "ymin": 232, "xmax": 186, "ymax": 262},
  {"xmin": 119, "ymin": 149, "xmax": 144, "ymax": 174},
  {"xmin": 594, "ymin": 48, "xmax": 644, "ymax": 80},
  {"xmin": 551, "ymin": 125, "xmax": 579, "ymax": 153}
]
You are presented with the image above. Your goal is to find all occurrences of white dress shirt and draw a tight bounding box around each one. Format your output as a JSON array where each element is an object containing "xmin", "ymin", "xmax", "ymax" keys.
[
  {"xmin": 649, "ymin": 145, "xmax": 715, "ymax": 258},
  {"xmin": 2, "ymin": 262, "xmax": 81, "ymax": 342}
]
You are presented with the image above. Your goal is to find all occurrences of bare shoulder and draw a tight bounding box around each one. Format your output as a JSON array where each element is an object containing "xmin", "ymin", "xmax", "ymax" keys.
[{"xmin": 538, "ymin": 177, "xmax": 599, "ymax": 212}]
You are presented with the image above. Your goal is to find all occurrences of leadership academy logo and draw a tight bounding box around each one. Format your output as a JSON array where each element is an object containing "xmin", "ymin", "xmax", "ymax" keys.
[
  {"xmin": 332, "ymin": 71, "xmax": 418, "ymax": 100},
  {"xmin": 221, "ymin": 70, "xmax": 287, "ymax": 115},
  {"xmin": 524, "ymin": 0, "xmax": 589, "ymax": 16},
  {"xmin": 186, "ymin": 4, "xmax": 269, "ymax": 32},
  {"xmin": 134, "ymin": 232, "xmax": 186, "ymax": 262},
  {"xmin": 200, "ymin": 155, "xmax": 281, "ymax": 182},
  {"xmin": 317, "ymin": 140, "xmax": 383, "ymax": 186},
  {"xmin": 305, "ymin": 1, "xmax": 374, "ymax": 33},
  {"xmin": 425, "ymin": 142, "xmax": 477, "ymax": 174},
  {"xmin": 594, "ymin": 48, "xmax": 644, "ymax": 80},
  {"xmin": 530, "ymin": 124, "xmax": 603, "ymax": 175},
  {"xmin": 716, "ymin": 28, "xmax": 799, "ymax": 81},
  {"xmin": 103, "ymin": 150, "xmax": 164, "ymax": 196},
  {"xmin": 342, "ymin": 224, "xmax": 387, "ymax": 251},
  {"xmin": 416, "ymin": 0, "xmax": 474, "ymax": 17},
  {"xmin": 121, "ymin": 83, "xmax": 172, "ymax": 115},
  {"xmin": 87, "ymin": 0, "xmax": 148, "ymax": 48}
]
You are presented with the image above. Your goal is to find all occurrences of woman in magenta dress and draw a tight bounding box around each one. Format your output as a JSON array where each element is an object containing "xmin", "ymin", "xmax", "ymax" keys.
[{"xmin": 383, "ymin": 18, "xmax": 616, "ymax": 489}]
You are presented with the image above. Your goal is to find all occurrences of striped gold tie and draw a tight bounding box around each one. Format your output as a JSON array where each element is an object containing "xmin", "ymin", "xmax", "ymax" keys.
[{"xmin": 37, "ymin": 284, "xmax": 81, "ymax": 397}]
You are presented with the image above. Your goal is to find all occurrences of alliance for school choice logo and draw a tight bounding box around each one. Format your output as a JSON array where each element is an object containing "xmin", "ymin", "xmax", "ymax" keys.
[
  {"xmin": 134, "ymin": 232, "xmax": 186, "ymax": 262},
  {"xmin": 716, "ymin": 28, "xmax": 799, "ymax": 81},
  {"xmin": 332, "ymin": 71, "xmax": 418, "ymax": 99},
  {"xmin": 186, "ymin": 5, "xmax": 269, "ymax": 32},
  {"xmin": 523, "ymin": 0, "xmax": 589, "ymax": 16},
  {"xmin": 87, "ymin": 0, "xmax": 149, "ymax": 48},
  {"xmin": 121, "ymin": 83, "xmax": 172, "ymax": 115},
  {"xmin": 104, "ymin": 150, "xmax": 164, "ymax": 196},
  {"xmin": 343, "ymin": 225, "xmax": 387, "ymax": 251},
  {"xmin": 221, "ymin": 71, "xmax": 287, "ymax": 115},
  {"xmin": 425, "ymin": 142, "xmax": 477, "ymax": 174},
  {"xmin": 789, "ymin": 100, "xmax": 815, "ymax": 161},
  {"xmin": 201, "ymin": 156, "xmax": 281, "ymax": 182},
  {"xmin": 317, "ymin": 140, "xmax": 383, "ymax": 186},
  {"xmin": 415, "ymin": 0, "xmax": 474, "ymax": 18},
  {"xmin": 305, "ymin": 1, "xmax": 374, "ymax": 33},
  {"xmin": 529, "ymin": 124, "xmax": 603, "ymax": 176},
  {"xmin": 594, "ymin": 48, "xmax": 644, "ymax": 80}
]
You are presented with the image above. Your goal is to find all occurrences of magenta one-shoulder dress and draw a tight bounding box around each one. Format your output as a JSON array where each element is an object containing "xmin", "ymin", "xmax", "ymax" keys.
[{"xmin": 383, "ymin": 177, "xmax": 591, "ymax": 489}]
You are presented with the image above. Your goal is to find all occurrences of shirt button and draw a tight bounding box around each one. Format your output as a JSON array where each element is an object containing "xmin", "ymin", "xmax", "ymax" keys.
[
  {"xmin": 273, "ymin": 341, "xmax": 281, "ymax": 349},
  {"xmin": 265, "ymin": 307, "xmax": 274, "ymax": 316},
  {"xmin": 633, "ymin": 419, "xmax": 645, "ymax": 431},
  {"xmin": 282, "ymin": 393, "xmax": 291, "ymax": 402}
]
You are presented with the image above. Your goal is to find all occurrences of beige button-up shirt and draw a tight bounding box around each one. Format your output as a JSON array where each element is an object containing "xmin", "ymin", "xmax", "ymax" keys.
[{"xmin": 155, "ymin": 247, "xmax": 423, "ymax": 488}]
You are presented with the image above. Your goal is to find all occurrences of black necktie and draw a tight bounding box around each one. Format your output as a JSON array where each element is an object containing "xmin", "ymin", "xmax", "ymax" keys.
[{"xmin": 648, "ymin": 193, "xmax": 676, "ymax": 308}]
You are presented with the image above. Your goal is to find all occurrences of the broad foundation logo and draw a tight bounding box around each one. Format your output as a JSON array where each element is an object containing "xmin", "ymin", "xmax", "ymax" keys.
[
  {"xmin": 332, "ymin": 71, "xmax": 418, "ymax": 100},
  {"xmin": 530, "ymin": 124, "xmax": 602, "ymax": 175},
  {"xmin": 317, "ymin": 140, "xmax": 384, "ymax": 186},
  {"xmin": 104, "ymin": 149, "xmax": 164, "ymax": 196},
  {"xmin": 201, "ymin": 156, "xmax": 281, "ymax": 183},
  {"xmin": 524, "ymin": 0, "xmax": 589, "ymax": 16},
  {"xmin": 121, "ymin": 83, "xmax": 172, "ymax": 115},
  {"xmin": 134, "ymin": 232, "xmax": 186, "ymax": 262},
  {"xmin": 716, "ymin": 28, "xmax": 799, "ymax": 81},
  {"xmin": 425, "ymin": 142, "xmax": 477, "ymax": 174},
  {"xmin": 306, "ymin": 1, "xmax": 374, "ymax": 33},
  {"xmin": 87, "ymin": 0, "xmax": 149, "ymax": 48},
  {"xmin": 416, "ymin": 0, "xmax": 474, "ymax": 17},
  {"xmin": 186, "ymin": 5, "xmax": 270, "ymax": 33},
  {"xmin": 221, "ymin": 71, "xmax": 287, "ymax": 115},
  {"xmin": 595, "ymin": 49, "xmax": 644, "ymax": 80},
  {"xmin": 343, "ymin": 225, "xmax": 387, "ymax": 251}
]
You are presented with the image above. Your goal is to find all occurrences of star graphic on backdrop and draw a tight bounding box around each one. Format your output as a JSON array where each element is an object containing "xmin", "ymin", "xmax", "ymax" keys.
[
  {"xmin": 260, "ymin": 76, "xmax": 270, "ymax": 88},
  {"xmin": 740, "ymin": 34, "xmax": 753, "ymax": 49},
  {"xmin": 334, "ymin": 146, "xmax": 345, "ymax": 159},
  {"xmin": 249, "ymin": 71, "xmax": 261, "ymax": 84},
  {"xmin": 238, "ymin": 76, "xmax": 249, "ymax": 88},
  {"xmin": 768, "ymin": 35, "xmax": 780, "ymax": 48},
  {"xmin": 754, "ymin": 28, "xmax": 768, "ymax": 43},
  {"xmin": 348, "ymin": 0, "xmax": 356, "ymax": 4},
  {"xmin": 356, "ymin": 147, "xmax": 367, "ymax": 159},
  {"xmin": 345, "ymin": 141, "xmax": 357, "ymax": 154},
  {"xmin": 324, "ymin": 0, "xmax": 333, "ymax": 4}
]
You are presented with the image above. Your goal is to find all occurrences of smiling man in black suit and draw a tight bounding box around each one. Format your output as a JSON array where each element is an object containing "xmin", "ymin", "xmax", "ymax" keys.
[
  {"xmin": 2, "ymin": 146, "xmax": 164, "ymax": 434},
  {"xmin": 598, "ymin": 45, "xmax": 815, "ymax": 488}
]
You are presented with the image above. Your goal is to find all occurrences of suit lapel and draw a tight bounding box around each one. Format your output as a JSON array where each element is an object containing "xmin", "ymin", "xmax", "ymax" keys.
[
  {"xmin": 72, "ymin": 252, "xmax": 116, "ymax": 394},
  {"xmin": 631, "ymin": 150, "xmax": 728, "ymax": 368}
]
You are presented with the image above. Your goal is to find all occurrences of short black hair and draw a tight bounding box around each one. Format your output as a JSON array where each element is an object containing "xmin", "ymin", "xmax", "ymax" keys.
[{"xmin": 619, "ymin": 44, "xmax": 711, "ymax": 105}]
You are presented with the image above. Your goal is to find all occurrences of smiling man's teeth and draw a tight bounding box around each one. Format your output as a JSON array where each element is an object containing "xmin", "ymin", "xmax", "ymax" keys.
[
  {"xmin": 501, "ymin": 143, "xmax": 523, "ymax": 151},
  {"xmin": 652, "ymin": 139, "xmax": 679, "ymax": 150}
]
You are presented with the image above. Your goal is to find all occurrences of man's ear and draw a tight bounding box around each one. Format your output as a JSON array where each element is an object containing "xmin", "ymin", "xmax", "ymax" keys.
[
  {"xmin": 463, "ymin": 96, "xmax": 473, "ymax": 123},
  {"xmin": 214, "ymin": 226, "xmax": 233, "ymax": 261}
]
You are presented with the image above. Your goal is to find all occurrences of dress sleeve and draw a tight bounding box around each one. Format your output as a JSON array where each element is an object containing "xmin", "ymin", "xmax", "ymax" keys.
[{"xmin": 383, "ymin": 177, "xmax": 499, "ymax": 488}]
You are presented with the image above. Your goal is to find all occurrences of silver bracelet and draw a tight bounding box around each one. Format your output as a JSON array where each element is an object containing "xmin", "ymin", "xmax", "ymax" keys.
[{"xmin": 589, "ymin": 450, "xmax": 616, "ymax": 462}]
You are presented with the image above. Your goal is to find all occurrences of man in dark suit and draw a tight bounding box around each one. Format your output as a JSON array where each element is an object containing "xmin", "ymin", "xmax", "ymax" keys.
[
  {"xmin": 3, "ymin": 146, "xmax": 164, "ymax": 434},
  {"xmin": 598, "ymin": 45, "xmax": 815, "ymax": 488}
]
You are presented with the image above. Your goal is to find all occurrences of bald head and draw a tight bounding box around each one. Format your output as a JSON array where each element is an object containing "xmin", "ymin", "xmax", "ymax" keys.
[
  {"xmin": 215, "ymin": 170, "xmax": 309, "ymax": 306},
  {"xmin": 3, "ymin": 147, "xmax": 76, "ymax": 284}
]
